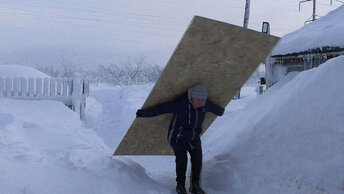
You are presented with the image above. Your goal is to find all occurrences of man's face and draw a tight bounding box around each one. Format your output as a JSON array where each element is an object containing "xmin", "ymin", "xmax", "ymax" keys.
[{"xmin": 192, "ymin": 98, "xmax": 206, "ymax": 108}]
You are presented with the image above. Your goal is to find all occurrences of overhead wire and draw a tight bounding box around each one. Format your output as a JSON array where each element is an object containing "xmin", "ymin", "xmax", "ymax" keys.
[
  {"xmin": 0, "ymin": 1, "xmax": 188, "ymax": 25},
  {"xmin": 0, "ymin": 5, "xmax": 184, "ymax": 45},
  {"xmin": 1, "ymin": 0, "xmax": 341, "ymax": 42},
  {"xmin": 1, "ymin": 23, "xmax": 171, "ymax": 47},
  {"xmin": 0, "ymin": 8, "xmax": 187, "ymax": 39},
  {"xmin": 0, "ymin": 6, "xmax": 186, "ymax": 27},
  {"xmin": 0, "ymin": 2, "xmax": 190, "ymax": 41}
]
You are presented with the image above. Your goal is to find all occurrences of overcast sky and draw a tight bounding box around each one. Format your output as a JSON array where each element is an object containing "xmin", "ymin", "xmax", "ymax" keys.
[{"xmin": 0, "ymin": 0, "xmax": 342, "ymax": 70}]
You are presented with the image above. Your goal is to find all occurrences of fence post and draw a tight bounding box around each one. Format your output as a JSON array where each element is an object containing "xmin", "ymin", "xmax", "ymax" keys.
[
  {"xmin": 36, "ymin": 78, "xmax": 43, "ymax": 97},
  {"xmin": 50, "ymin": 78, "xmax": 56, "ymax": 97},
  {"xmin": 68, "ymin": 79, "xmax": 73, "ymax": 97},
  {"xmin": 0, "ymin": 77, "xmax": 4, "ymax": 97},
  {"xmin": 79, "ymin": 80, "xmax": 89, "ymax": 120},
  {"xmin": 20, "ymin": 78, "xmax": 28, "ymax": 98},
  {"xmin": 28, "ymin": 78, "xmax": 35, "ymax": 97},
  {"xmin": 13, "ymin": 77, "xmax": 21, "ymax": 97},
  {"xmin": 43, "ymin": 78, "xmax": 49, "ymax": 97},
  {"xmin": 57, "ymin": 79, "xmax": 63, "ymax": 96},
  {"xmin": 72, "ymin": 75, "xmax": 82, "ymax": 118},
  {"xmin": 83, "ymin": 80, "xmax": 89, "ymax": 96},
  {"xmin": 5, "ymin": 78, "xmax": 12, "ymax": 97},
  {"xmin": 63, "ymin": 78, "xmax": 68, "ymax": 97}
]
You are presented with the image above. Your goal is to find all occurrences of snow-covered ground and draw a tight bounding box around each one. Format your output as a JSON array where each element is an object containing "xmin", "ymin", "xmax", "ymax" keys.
[
  {"xmin": 85, "ymin": 58, "xmax": 344, "ymax": 194},
  {"xmin": 84, "ymin": 83, "xmax": 258, "ymax": 192},
  {"xmin": 1, "ymin": 56, "xmax": 344, "ymax": 193},
  {"xmin": 2, "ymin": 1, "xmax": 344, "ymax": 193},
  {"xmin": 0, "ymin": 98, "xmax": 170, "ymax": 194},
  {"xmin": 0, "ymin": 66, "xmax": 170, "ymax": 194}
]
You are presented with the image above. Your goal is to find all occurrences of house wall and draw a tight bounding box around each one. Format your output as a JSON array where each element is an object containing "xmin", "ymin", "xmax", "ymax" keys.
[{"xmin": 267, "ymin": 51, "xmax": 343, "ymax": 87}]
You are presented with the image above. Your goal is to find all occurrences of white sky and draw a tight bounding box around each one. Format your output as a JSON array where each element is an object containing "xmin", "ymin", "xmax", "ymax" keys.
[{"xmin": 0, "ymin": 0, "xmax": 342, "ymax": 69}]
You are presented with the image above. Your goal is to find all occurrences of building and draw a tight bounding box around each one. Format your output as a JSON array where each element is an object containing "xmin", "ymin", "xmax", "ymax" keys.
[{"xmin": 265, "ymin": 5, "xmax": 344, "ymax": 88}]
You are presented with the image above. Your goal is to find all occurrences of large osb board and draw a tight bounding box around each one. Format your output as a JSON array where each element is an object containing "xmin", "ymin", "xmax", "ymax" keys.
[{"xmin": 114, "ymin": 16, "xmax": 280, "ymax": 155}]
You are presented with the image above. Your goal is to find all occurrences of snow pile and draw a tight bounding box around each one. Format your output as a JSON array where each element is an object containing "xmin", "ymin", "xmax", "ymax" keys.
[
  {"xmin": 202, "ymin": 56, "xmax": 344, "ymax": 193},
  {"xmin": 271, "ymin": 5, "xmax": 344, "ymax": 56},
  {"xmin": 0, "ymin": 64, "xmax": 49, "ymax": 78},
  {"xmin": 0, "ymin": 99, "xmax": 169, "ymax": 193},
  {"xmin": 85, "ymin": 84, "xmax": 155, "ymax": 150}
]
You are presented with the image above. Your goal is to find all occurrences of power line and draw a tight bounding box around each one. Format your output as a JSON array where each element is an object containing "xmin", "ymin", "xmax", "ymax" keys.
[
  {"xmin": 0, "ymin": 8, "xmax": 186, "ymax": 29},
  {"xmin": 1, "ymin": 23, "xmax": 178, "ymax": 47},
  {"xmin": 0, "ymin": 10, "xmax": 185, "ymax": 43},
  {"xmin": 0, "ymin": 2, "xmax": 188, "ymax": 25}
]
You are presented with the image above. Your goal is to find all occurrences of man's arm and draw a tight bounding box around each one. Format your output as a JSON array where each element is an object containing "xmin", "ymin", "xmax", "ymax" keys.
[
  {"xmin": 206, "ymin": 100, "xmax": 225, "ymax": 116},
  {"xmin": 137, "ymin": 101, "xmax": 178, "ymax": 117}
]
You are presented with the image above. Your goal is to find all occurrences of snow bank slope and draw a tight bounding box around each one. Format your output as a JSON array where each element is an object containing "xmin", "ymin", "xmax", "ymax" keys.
[
  {"xmin": 0, "ymin": 99, "xmax": 169, "ymax": 194},
  {"xmin": 0, "ymin": 64, "xmax": 49, "ymax": 78},
  {"xmin": 203, "ymin": 56, "xmax": 344, "ymax": 193},
  {"xmin": 271, "ymin": 5, "xmax": 344, "ymax": 56}
]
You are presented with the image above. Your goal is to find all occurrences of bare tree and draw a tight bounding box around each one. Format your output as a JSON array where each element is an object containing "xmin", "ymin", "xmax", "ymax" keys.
[
  {"xmin": 36, "ymin": 55, "xmax": 162, "ymax": 86},
  {"xmin": 96, "ymin": 56, "xmax": 162, "ymax": 86}
]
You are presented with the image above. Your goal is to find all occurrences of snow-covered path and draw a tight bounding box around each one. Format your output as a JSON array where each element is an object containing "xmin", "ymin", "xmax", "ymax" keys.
[
  {"xmin": 85, "ymin": 84, "xmax": 154, "ymax": 150},
  {"xmin": 85, "ymin": 88, "xmax": 127, "ymax": 150},
  {"xmin": 85, "ymin": 84, "xmax": 176, "ymax": 190},
  {"xmin": 85, "ymin": 83, "xmax": 258, "ymax": 192}
]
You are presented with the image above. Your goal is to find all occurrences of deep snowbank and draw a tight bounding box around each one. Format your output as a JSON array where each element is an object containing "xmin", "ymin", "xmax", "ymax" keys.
[
  {"xmin": 0, "ymin": 98, "xmax": 169, "ymax": 194},
  {"xmin": 202, "ymin": 56, "xmax": 344, "ymax": 193}
]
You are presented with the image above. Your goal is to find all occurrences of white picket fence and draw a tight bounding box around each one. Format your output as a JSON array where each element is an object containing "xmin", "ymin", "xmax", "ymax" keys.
[{"xmin": 0, "ymin": 77, "xmax": 89, "ymax": 119}]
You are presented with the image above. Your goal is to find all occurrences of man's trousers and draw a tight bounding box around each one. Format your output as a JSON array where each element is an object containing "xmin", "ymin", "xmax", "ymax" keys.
[{"xmin": 173, "ymin": 146, "xmax": 202, "ymax": 185}]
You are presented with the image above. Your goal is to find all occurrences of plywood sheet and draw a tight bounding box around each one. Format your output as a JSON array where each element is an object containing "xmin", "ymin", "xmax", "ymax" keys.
[{"xmin": 114, "ymin": 16, "xmax": 280, "ymax": 155}]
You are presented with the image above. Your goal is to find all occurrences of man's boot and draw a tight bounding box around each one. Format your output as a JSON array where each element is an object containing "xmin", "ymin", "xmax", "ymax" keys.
[
  {"xmin": 189, "ymin": 183, "xmax": 206, "ymax": 194},
  {"xmin": 176, "ymin": 182, "xmax": 187, "ymax": 194}
]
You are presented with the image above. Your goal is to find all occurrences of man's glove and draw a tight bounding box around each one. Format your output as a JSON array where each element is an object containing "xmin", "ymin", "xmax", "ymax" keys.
[{"xmin": 136, "ymin": 109, "xmax": 143, "ymax": 117}]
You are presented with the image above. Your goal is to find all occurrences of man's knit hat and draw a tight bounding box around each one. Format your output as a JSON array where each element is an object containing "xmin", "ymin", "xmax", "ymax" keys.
[{"xmin": 188, "ymin": 85, "xmax": 208, "ymax": 100}]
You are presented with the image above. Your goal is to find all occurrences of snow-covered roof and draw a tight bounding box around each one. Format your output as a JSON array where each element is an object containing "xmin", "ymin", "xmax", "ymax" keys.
[
  {"xmin": 271, "ymin": 5, "xmax": 344, "ymax": 57},
  {"xmin": 0, "ymin": 64, "xmax": 49, "ymax": 78}
]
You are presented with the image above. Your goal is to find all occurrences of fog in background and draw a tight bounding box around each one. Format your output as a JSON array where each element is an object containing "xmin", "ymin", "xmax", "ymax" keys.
[{"xmin": 0, "ymin": 0, "xmax": 342, "ymax": 70}]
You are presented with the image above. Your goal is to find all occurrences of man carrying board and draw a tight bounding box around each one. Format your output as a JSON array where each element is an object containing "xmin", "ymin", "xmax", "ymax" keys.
[{"xmin": 136, "ymin": 85, "xmax": 225, "ymax": 194}]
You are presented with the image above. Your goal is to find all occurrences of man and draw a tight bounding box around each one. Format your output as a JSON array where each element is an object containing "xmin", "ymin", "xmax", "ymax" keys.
[{"xmin": 136, "ymin": 85, "xmax": 225, "ymax": 194}]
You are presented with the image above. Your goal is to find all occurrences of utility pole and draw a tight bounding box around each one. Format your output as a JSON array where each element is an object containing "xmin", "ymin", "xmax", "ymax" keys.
[
  {"xmin": 312, "ymin": 0, "xmax": 316, "ymax": 21},
  {"xmin": 243, "ymin": 0, "xmax": 250, "ymax": 28},
  {"xmin": 299, "ymin": 0, "xmax": 317, "ymax": 23},
  {"xmin": 235, "ymin": 0, "xmax": 250, "ymax": 99}
]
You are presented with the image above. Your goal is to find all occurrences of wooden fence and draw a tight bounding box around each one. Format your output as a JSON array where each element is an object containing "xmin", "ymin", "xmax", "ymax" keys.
[{"xmin": 0, "ymin": 77, "xmax": 89, "ymax": 119}]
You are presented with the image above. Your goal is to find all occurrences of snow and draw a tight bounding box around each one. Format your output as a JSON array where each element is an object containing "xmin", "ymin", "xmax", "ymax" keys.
[
  {"xmin": 202, "ymin": 56, "xmax": 344, "ymax": 193},
  {"xmin": 84, "ymin": 83, "xmax": 258, "ymax": 191},
  {"xmin": 0, "ymin": 66, "xmax": 169, "ymax": 193},
  {"xmin": 1, "ymin": 55, "xmax": 344, "ymax": 193},
  {"xmin": 0, "ymin": 99, "xmax": 170, "ymax": 194},
  {"xmin": 271, "ymin": 5, "xmax": 344, "ymax": 56},
  {"xmin": 85, "ymin": 56, "xmax": 344, "ymax": 193},
  {"xmin": 0, "ymin": 64, "xmax": 49, "ymax": 78}
]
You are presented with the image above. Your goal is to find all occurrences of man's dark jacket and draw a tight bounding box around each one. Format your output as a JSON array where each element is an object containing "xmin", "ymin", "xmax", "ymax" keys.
[{"xmin": 140, "ymin": 94, "xmax": 224, "ymax": 151}]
